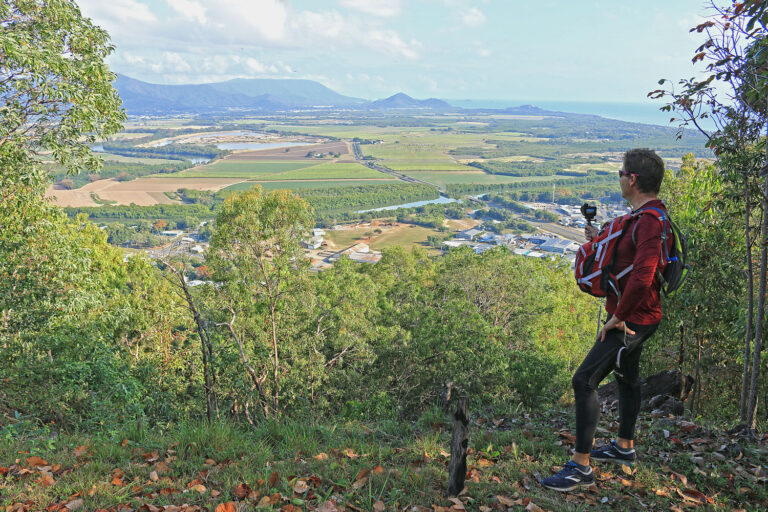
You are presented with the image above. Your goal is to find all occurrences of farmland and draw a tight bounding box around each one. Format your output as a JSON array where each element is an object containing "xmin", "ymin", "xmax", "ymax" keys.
[{"xmin": 50, "ymin": 109, "xmax": 709, "ymax": 213}]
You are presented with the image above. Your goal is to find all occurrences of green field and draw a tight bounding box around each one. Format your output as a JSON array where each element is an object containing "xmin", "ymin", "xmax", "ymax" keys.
[
  {"xmin": 221, "ymin": 179, "xmax": 399, "ymax": 193},
  {"xmin": 386, "ymin": 161, "xmax": 474, "ymax": 171},
  {"xmin": 165, "ymin": 160, "xmax": 384, "ymax": 180},
  {"xmin": 325, "ymin": 224, "xmax": 440, "ymax": 254},
  {"xmin": 170, "ymin": 161, "xmax": 314, "ymax": 178},
  {"xmin": 277, "ymin": 162, "xmax": 385, "ymax": 180},
  {"xmin": 396, "ymin": 171, "xmax": 575, "ymax": 188}
]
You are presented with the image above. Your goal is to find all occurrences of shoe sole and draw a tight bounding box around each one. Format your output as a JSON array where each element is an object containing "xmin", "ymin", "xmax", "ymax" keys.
[
  {"xmin": 542, "ymin": 481, "xmax": 595, "ymax": 492},
  {"xmin": 591, "ymin": 456, "xmax": 635, "ymax": 465}
]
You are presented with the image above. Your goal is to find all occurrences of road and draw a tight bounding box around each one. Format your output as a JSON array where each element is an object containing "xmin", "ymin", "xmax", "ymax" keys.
[{"xmin": 351, "ymin": 142, "xmax": 444, "ymax": 194}]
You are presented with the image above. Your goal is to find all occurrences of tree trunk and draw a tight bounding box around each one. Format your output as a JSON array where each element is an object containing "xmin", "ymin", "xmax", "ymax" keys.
[
  {"xmin": 693, "ymin": 333, "xmax": 702, "ymax": 417},
  {"xmin": 446, "ymin": 397, "xmax": 469, "ymax": 497},
  {"xmin": 677, "ymin": 324, "xmax": 686, "ymax": 373},
  {"xmin": 746, "ymin": 140, "xmax": 768, "ymax": 428},
  {"xmin": 270, "ymin": 302, "xmax": 279, "ymax": 414},
  {"xmin": 741, "ymin": 174, "xmax": 755, "ymax": 421},
  {"xmin": 165, "ymin": 261, "xmax": 218, "ymax": 422}
]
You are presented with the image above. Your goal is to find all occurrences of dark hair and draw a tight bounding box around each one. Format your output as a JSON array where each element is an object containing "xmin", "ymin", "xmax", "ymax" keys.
[{"xmin": 623, "ymin": 148, "xmax": 665, "ymax": 194}]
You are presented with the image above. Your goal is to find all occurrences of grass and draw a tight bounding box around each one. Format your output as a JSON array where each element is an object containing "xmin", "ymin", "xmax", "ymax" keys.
[
  {"xmin": 171, "ymin": 161, "xmax": 313, "ymax": 178},
  {"xmin": 396, "ymin": 171, "xmax": 574, "ymax": 189},
  {"xmin": 1, "ymin": 410, "xmax": 765, "ymax": 512},
  {"xmin": 166, "ymin": 161, "xmax": 384, "ymax": 180},
  {"xmin": 385, "ymin": 162, "xmax": 474, "ymax": 172},
  {"xmin": 324, "ymin": 224, "xmax": 441, "ymax": 254}
]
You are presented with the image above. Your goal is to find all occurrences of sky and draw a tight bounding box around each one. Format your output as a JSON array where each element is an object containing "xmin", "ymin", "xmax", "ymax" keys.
[{"xmin": 76, "ymin": 0, "xmax": 714, "ymax": 104}]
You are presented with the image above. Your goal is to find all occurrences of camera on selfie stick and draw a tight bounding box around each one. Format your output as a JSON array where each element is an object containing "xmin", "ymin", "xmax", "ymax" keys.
[{"xmin": 580, "ymin": 203, "xmax": 597, "ymax": 226}]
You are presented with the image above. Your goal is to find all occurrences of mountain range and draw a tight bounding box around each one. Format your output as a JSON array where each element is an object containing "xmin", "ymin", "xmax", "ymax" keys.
[{"xmin": 114, "ymin": 74, "xmax": 454, "ymax": 115}]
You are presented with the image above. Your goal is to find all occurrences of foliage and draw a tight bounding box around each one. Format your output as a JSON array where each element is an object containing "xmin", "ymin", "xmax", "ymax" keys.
[{"xmin": 0, "ymin": 0, "xmax": 124, "ymax": 196}]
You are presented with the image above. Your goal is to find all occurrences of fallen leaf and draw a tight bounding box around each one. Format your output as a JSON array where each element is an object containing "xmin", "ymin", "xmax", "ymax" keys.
[
  {"xmin": 211, "ymin": 489, "xmax": 222, "ymax": 497},
  {"xmin": 318, "ymin": 501, "xmax": 338, "ymax": 512},
  {"xmin": 26, "ymin": 456, "xmax": 48, "ymax": 467},
  {"xmin": 621, "ymin": 464, "xmax": 634, "ymax": 475},
  {"xmin": 314, "ymin": 453, "xmax": 329, "ymax": 461},
  {"xmin": 111, "ymin": 477, "xmax": 124, "ymax": 487},
  {"xmin": 343, "ymin": 448, "xmax": 359, "ymax": 458},
  {"xmin": 65, "ymin": 499, "xmax": 84, "ymax": 511},
  {"xmin": 525, "ymin": 502, "xmax": 544, "ymax": 512},
  {"xmin": 681, "ymin": 488, "xmax": 712, "ymax": 504},
  {"xmin": 234, "ymin": 483, "xmax": 252, "ymax": 499},
  {"xmin": 190, "ymin": 484, "xmax": 207, "ymax": 493},
  {"xmin": 373, "ymin": 465, "xmax": 384, "ymax": 475},
  {"xmin": 257, "ymin": 496, "xmax": 272, "ymax": 508},
  {"xmin": 149, "ymin": 471, "xmax": 159, "ymax": 482},
  {"xmin": 373, "ymin": 501, "xmax": 385, "ymax": 512},
  {"xmin": 205, "ymin": 459, "xmax": 217, "ymax": 465},
  {"xmin": 670, "ymin": 471, "xmax": 688, "ymax": 487},
  {"xmin": 121, "ymin": 439, "xmax": 130, "ymax": 447},
  {"xmin": 476, "ymin": 458, "xmax": 494, "ymax": 467},
  {"xmin": 36, "ymin": 474, "xmax": 55, "ymax": 487},
  {"xmin": 142, "ymin": 451, "xmax": 160, "ymax": 463},
  {"xmin": 159, "ymin": 487, "xmax": 180, "ymax": 495},
  {"xmin": 496, "ymin": 495, "xmax": 521, "ymax": 507},
  {"xmin": 154, "ymin": 461, "xmax": 168, "ymax": 473},
  {"xmin": 447, "ymin": 498, "xmax": 464, "ymax": 510},
  {"xmin": 215, "ymin": 503, "xmax": 237, "ymax": 512},
  {"xmin": 293, "ymin": 479, "xmax": 309, "ymax": 494},
  {"xmin": 74, "ymin": 446, "xmax": 90, "ymax": 457},
  {"xmin": 268, "ymin": 471, "xmax": 280, "ymax": 488}
]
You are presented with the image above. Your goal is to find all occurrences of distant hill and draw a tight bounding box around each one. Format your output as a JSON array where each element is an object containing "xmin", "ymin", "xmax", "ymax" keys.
[
  {"xmin": 114, "ymin": 74, "xmax": 367, "ymax": 114},
  {"xmin": 369, "ymin": 92, "xmax": 452, "ymax": 110}
]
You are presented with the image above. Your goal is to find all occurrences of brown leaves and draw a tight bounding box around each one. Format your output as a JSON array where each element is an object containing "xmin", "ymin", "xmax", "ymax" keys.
[
  {"xmin": 292, "ymin": 479, "xmax": 309, "ymax": 494},
  {"xmin": 214, "ymin": 503, "xmax": 237, "ymax": 512},
  {"xmin": 233, "ymin": 483, "xmax": 252, "ymax": 499},
  {"xmin": 73, "ymin": 446, "xmax": 90, "ymax": 458},
  {"xmin": 26, "ymin": 456, "xmax": 48, "ymax": 467},
  {"xmin": 268, "ymin": 471, "xmax": 280, "ymax": 488},
  {"xmin": 351, "ymin": 468, "xmax": 371, "ymax": 489}
]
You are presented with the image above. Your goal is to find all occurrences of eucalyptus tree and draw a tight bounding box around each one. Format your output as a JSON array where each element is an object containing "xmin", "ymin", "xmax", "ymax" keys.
[
  {"xmin": 208, "ymin": 188, "xmax": 314, "ymax": 418},
  {"xmin": 651, "ymin": 0, "xmax": 768, "ymax": 427}
]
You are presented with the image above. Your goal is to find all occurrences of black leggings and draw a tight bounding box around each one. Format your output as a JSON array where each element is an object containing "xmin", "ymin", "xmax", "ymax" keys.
[{"xmin": 572, "ymin": 316, "xmax": 658, "ymax": 454}]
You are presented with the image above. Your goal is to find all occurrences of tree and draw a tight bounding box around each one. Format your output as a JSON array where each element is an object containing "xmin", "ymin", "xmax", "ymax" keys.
[
  {"xmin": 208, "ymin": 188, "xmax": 314, "ymax": 417},
  {"xmin": 0, "ymin": 0, "xmax": 124, "ymax": 199},
  {"xmin": 651, "ymin": 0, "xmax": 768, "ymax": 428}
]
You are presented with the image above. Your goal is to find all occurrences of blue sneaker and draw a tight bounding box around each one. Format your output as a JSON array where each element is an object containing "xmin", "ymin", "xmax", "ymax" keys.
[
  {"xmin": 541, "ymin": 461, "xmax": 594, "ymax": 492},
  {"xmin": 590, "ymin": 440, "xmax": 636, "ymax": 465}
]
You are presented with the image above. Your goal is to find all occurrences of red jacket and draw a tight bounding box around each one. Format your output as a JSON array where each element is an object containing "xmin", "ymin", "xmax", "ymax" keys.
[{"xmin": 605, "ymin": 199, "xmax": 671, "ymax": 325}]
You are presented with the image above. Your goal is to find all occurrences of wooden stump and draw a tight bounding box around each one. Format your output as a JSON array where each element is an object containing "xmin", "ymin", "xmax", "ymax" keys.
[{"xmin": 446, "ymin": 397, "xmax": 469, "ymax": 497}]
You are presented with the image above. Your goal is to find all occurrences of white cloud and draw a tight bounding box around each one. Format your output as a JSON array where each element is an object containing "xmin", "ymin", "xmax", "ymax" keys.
[
  {"xmin": 461, "ymin": 7, "xmax": 486, "ymax": 27},
  {"xmin": 338, "ymin": 0, "xmax": 401, "ymax": 18},
  {"xmin": 79, "ymin": 0, "xmax": 156, "ymax": 24},
  {"xmin": 365, "ymin": 30, "xmax": 421, "ymax": 59},
  {"xmin": 473, "ymin": 41, "xmax": 491, "ymax": 58},
  {"xmin": 206, "ymin": 0, "xmax": 289, "ymax": 42},
  {"xmin": 167, "ymin": 0, "xmax": 207, "ymax": 24}
]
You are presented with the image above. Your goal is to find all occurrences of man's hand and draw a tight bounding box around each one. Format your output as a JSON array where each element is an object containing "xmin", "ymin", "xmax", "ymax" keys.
[
  {"xmin": 597, "ymin": 316, "xmax": 636, "ymax": 342},
  {"xmin": 585, "ymin": 225, "xmax": 598, "ymax": 242}
]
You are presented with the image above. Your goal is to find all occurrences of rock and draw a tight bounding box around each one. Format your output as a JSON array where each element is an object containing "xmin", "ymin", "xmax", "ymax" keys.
[{"xmin": 597, "ymin": 370, "xmax": 693, "ymax": 416}]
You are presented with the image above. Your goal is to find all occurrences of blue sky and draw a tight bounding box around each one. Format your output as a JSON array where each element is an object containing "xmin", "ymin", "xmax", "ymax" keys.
[{"xmin": 77, "ymin": 0, "xmax": 712, "ymax": 103}]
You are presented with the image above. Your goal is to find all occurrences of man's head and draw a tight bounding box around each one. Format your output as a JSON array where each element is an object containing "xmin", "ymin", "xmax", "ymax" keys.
[{"xmin": 621, "ymin": 148, "xmax": 665, "ymax": 195}]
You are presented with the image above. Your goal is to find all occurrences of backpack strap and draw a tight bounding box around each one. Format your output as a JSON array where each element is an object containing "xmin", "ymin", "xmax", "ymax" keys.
[{"xmin": 630, "ymin": 206, "xmax": 674, "ymax": 289}]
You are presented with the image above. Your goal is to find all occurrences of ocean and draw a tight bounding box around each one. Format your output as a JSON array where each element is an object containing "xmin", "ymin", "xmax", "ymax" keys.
[{"xmin": 444, "ymin": 99, "xmax": 708, "ymax": 129}]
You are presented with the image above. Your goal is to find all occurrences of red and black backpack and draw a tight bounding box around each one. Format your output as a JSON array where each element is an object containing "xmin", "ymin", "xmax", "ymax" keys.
[{"xmin": 574, "ymin": 206, "xmax": 688, "ymax": 298}]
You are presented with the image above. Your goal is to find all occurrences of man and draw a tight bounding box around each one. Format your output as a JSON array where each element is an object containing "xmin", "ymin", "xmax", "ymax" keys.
[{"xmin": 542, "ymin": 148, "xmax": 671, "ymax": 492}]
